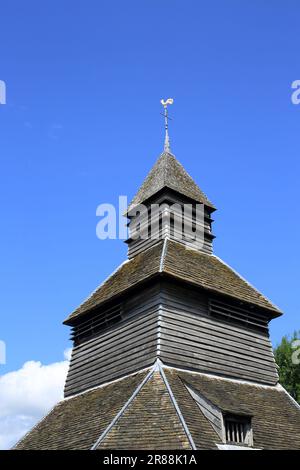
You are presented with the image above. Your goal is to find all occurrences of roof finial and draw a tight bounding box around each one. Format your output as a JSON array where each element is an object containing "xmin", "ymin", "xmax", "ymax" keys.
[{"xmin": 160, "ymin": 98, "xmax": 174, "ymax": 153}]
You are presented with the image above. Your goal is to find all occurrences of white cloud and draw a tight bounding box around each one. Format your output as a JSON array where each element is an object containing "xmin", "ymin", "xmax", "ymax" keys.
[{"xmin": 0, "ymin": 349, "xmax": 71, "ymax": 450}]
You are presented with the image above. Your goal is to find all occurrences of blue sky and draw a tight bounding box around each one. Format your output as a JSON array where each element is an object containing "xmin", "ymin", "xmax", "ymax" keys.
[{"xmin": 0, "ymin": 0, "xmax": 300, "ymax": 376}]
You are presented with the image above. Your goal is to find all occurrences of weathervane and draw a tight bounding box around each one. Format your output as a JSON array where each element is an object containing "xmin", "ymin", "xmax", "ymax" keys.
[{"xmin": 160, "ymin": 98, "xmax": 174, "ymax": 153}]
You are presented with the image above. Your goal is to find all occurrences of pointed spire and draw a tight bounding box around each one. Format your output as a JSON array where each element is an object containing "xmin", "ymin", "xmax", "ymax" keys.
[
  {"xmin": 128, "ymin": 151, "xmax": 216, "ymax": 212},
  {"xmin": 127, "ymin": 98, "xmax": 216, "ymax": 213},
  {"xmin": 164, "ymin": 126, "xmax": 170, "ymax": 153},
  {"xmin": 160, "ymin": 98, "xmax": 174, "ymax": 153}
]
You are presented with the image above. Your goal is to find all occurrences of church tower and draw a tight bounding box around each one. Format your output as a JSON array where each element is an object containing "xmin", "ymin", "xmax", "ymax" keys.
[{"xmin": 16, "ymin": 102, "xmax": 300, "ymax": 450}]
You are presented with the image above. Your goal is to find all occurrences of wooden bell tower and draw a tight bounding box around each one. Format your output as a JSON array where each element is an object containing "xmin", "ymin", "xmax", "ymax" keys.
[{"xmin": 15, "ymin": 103, "xmax": 300, "ymax": 450}]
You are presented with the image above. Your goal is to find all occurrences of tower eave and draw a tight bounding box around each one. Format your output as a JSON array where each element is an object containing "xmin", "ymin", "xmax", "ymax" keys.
[{"xmin": 64, "ymin": 239, "xmax": 282, "ymax": 326}]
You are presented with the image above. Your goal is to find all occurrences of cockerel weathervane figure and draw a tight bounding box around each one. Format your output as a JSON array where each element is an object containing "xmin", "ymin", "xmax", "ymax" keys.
[{"xmin": 160, "ymin": 98, "xmax": 174, "ymax": 153}]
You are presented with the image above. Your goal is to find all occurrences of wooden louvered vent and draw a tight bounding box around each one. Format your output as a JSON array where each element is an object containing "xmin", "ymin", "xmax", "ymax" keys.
[
  {"xmin": 71, "ymin": 303, "xmax": 123, "ymax": 345},
  {"xmin": 209, "ymin": 298, "xmax": 268, "ymax": 333},
  {"xmin": 224, "ymin": 415, "xmax": 252, "ymax": 446}
]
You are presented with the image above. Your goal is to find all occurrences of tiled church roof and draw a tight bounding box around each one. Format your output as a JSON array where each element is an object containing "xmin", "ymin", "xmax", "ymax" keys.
[
  {"xmin": 98, "ymin": 371, "xmax": 190, "ymax": 450},
  {"xmin": 65, "ymin": 240, "xmax": 281, "ymax": 324},
  {"xmin": 166, "ymin": 368, "xmax": 300, "ymax": 450},
  {"xmin": 14, "ymin": 371, "xmax": 147, "ymax": 450},
  {"xmin": 15, "ymin": 365, "xmax": 300, "ymax": 450},
  {"xmin": 128, "ymin": 151, "xmax": 216, "ymax": 212}
]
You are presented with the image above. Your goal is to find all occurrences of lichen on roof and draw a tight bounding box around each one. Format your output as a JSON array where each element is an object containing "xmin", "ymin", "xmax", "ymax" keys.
[
  {"xmin": 64, "ymin": 240, "xmax": 281, "ymax": 324},
  {"xmin": 128, "ymin": 151, "xmax": 216, "ymax": 212},
  {"xmin": 14, "ymin": 366, "xmax": 300, "ymax": 450}
]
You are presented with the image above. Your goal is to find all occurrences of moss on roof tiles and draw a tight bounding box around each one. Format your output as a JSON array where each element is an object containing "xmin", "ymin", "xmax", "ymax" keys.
[
  {"xmin": 166, "ymin": 369, "xmax": 300, "ymax": 450},
  {"xmin": 98, "ymin": 371, "xmax": 191, "ymax": 450},
  {"xmin": 163, "ymin": 240, "xmax": 282, "ymax": 314},
  {"xmin": 15, "ymin": 367, "xmax": 300, "ymax": 450},
  {"xmin": 65, "ymin": 239, "xmax": 281, "ymax": 324},
  {"xmin": 14, "ymin": 370, "xmax": 147, "ymax": 450},
  {"xmin": 64, "ymin": 241, "xmax": 164, "ymax": 324},
  {"xmin": 128, "ymin": 152, "xmax": 215, "ymax": 212}
]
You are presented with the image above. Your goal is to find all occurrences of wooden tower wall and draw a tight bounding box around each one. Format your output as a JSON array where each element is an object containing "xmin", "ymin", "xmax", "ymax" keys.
[
  {"xmin": 65, "ymin": 280, "xmax": 278, "ymax": 398},
  {"xmin": 126, "ymin": 191, "xmax": 215, "ymax": 259}
]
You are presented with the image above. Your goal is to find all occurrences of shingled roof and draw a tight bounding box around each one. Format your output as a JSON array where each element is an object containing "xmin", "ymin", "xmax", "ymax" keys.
[
  {"xmin": 98, "ymin": 371, "xmax": 191, "ymax": 450},
  {"xmin": 65, "ymin": 240, "xmax": 282, "ymax": 324},
  {"xmin": 14, "ymin": 370, "xmax": 148, "ymax": 450},
  {"xmin": 15, "ymin": 364, "xmax": 300, "ymax": 450},
  {"xmin": 128, "ymin": 151, "xmax": 216, "ymax": 212},
  {"xmin": 165, "ymin": 368, "xmax": 300, "ymax": 450}
]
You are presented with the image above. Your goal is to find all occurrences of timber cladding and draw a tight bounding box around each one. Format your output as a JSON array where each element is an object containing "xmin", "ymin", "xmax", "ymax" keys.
[
  {"xmin": 64, "ymin": 286, "xmax": 161, "ymax": 397},
  {"xmin": 159, "ymin": 282, "xmax": 278, "ymax": 386},
  {"xmin": 65, "ymin": 281, "xmax": 278, "ymax": 397}
]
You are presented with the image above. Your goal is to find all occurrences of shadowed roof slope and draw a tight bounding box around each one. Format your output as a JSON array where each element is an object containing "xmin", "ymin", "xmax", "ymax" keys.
[
  {"xmin": 64, "ymin": 241, "xmax": 164, "ymax": 324},
  {"xmin": 98, "ymin": 371, "xmax": 191, "ymax": 450},
  {"xmin": 165, "ymin": 369, "xmax": 300, "ymax": 450},
  {"xmin": 14, "ymin": 366, "xmax": 300, "ymax": 450},
  {"xmin": 14, "ymin": 371, "xmax": 147, "ymax": 450},
  {"xmin": 65, "ymin": 240, "xmax": 281, "ymax": 324},
  {"xmin": 128, "ymin": 151, "xmax": 216, "ymax": 212},
  {"xmin": 163, "ymin": 241, "xmax": 282, "ymax": 315}
]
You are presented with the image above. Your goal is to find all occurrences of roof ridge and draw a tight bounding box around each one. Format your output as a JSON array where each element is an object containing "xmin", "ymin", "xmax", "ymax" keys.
[
  {"xmin": 278, "ymin": 384, "xmax": 300, "ymax": 411},
  {"xmin": 157, "ymin": 360, "xmax": 196, "ymax": 449},
  {"xmin": 159, "ymin": 238, "xmax": 169, "ymax": 272},
  {"xmin": 91, "ymin": 366, "xmax": 156, "ymax": 449}
]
